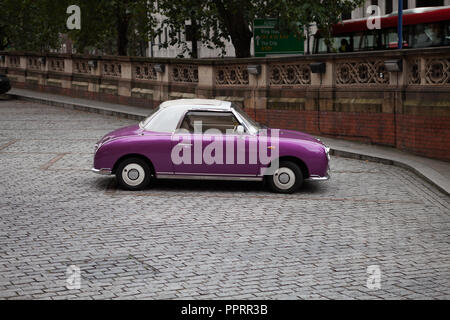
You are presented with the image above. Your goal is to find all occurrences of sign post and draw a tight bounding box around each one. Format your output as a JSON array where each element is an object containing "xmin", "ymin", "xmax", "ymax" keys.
[{"xmin": 253, "ymin": 19, "xmax": 304, "ymax": 57}]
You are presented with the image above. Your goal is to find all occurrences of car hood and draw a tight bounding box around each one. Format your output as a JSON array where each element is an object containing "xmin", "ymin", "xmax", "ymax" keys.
[
  {"xmin": 268, "ymin": 129, "xmax": 322, "ymax": 144},
  {"xmin": 98, "ymin": 124, "xmax": 141, "ymax": 144}
]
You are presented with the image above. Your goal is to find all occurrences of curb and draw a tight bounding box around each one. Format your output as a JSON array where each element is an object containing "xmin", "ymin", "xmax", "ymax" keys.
[
  {"xmin": 9, "ymin": 93, "xmax": 146, "ymax": 121},
  {"xmin": 6, "ymin": 91, "xmax": 450, "ymax": 196},
  {"xmin": 330, "ymin": 149, "xmax": 448, "ymax": 196}
]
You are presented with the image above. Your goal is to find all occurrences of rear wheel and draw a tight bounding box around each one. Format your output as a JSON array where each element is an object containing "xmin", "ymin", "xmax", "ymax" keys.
[
  {"xmin": 116, "ymin": 157, "xmax": 151, "ymax": 191},
  {"xmin": 267, "ymin": 161, "xmax": 303, "ymax": 194}
]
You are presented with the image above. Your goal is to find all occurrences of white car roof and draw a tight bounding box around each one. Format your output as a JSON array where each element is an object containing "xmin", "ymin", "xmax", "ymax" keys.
[{"xmin": 159, "ymin": 99, "xmax": 232, "ymax": 111}]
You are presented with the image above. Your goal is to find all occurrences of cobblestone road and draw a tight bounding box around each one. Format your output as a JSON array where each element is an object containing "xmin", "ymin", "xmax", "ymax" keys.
[{"xmin": 0, "ymin": 99, "xmax": 449, "ymax": 300}]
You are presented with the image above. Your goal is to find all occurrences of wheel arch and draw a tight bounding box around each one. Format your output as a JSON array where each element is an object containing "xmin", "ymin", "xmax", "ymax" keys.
[
  {"xmin": 269, "ymin": 156, "xmax": 310, "ymax": 179},
  {"xmin": 112, "ymin": 154, "xmax": 155, "ymax": 176}
]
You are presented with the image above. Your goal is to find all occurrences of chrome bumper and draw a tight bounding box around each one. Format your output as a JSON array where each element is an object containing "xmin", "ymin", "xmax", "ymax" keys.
[
  {"xmin": 91, "ymin": 168, "xmax": 112, "ymax": 175},
  {"xmin": 306, "ymin": 174, "xmax": 330, "ymax": 181},
  {"xmin": 306, "ymin": 156, "xmax": 331, "ymax": 181}
]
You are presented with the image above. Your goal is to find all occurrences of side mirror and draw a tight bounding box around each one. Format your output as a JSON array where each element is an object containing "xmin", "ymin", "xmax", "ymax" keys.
[{"xmin": 236, "ymin": 125, "xmax": 245, "ymax": 135}]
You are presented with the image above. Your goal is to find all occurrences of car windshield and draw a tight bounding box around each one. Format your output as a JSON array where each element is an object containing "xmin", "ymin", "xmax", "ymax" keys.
[
  {"xmin": 232, "ymin": 104, "xmax": 263, "ymax": 133},
  {"xmin": 139, "ymin": 107, "xmax": 159, "ymax": 129},
  {"xmin": 140, "ymin": 105, "xmax": 189, "ymax": 133}
]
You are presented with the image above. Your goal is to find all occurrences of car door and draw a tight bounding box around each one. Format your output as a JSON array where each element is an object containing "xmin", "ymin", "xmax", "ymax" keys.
[{"xmin": 170, "ymin": 110, "xmax": 260, "ymax": 177}]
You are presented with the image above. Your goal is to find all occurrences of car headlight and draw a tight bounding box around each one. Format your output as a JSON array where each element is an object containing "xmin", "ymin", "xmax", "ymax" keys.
[
  {"xmin": 95, "ymin": 136, "xmax": 112, "ymax": 153},
  {"xmin": 324, "ymin": 146, "xmax": 330, "ymax": 161}
]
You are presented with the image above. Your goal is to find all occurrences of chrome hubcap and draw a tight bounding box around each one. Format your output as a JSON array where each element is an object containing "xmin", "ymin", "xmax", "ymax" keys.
[
  {"xmin": 278, "ymin": 172, "xmax": 290, "ymax": 184},
  {"xmin": 122, "ymin": 163, "xmax": 145, "ymax": 186},
  {"xmin": 127, "ymin": 169, "xmax": 140, "ymax": 181},
  {"xmin": 273, "ymin": 167, "xmax": 295, "ymax": 190}
]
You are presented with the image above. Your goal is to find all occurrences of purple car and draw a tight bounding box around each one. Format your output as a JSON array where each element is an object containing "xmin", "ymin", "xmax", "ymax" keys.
[{"xmin": 92, "ymin": 99, "xmax": 330, "ymax": 193}]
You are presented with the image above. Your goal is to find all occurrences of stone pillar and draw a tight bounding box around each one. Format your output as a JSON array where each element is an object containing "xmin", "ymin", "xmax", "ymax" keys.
[
  {"xmin": 310, "ymin": 61, "xmax": 334, "ymax": 112},
  {"xmin": 19, "ymin": 56, "xmax": 27, "ymax": 70},
  {"xmin": 196, "ymin": 64, "xmax": 215, "ymax": 99},
  {"xmin": 247, "ymin": 63, "xmax": 268, "ymax": 109},
  {"xmin": 15, "ymin": 55, "xmax": 27, "ymax": 84},
  {"xmin": 419, "ymin": 57, "xmax": 427, "ymax": 85},
  {"xmin": 38, "ymin": 57, "xmax": 48, "ymax": 86},
  {"xmin": 62, "ymin": 58, "xmax": 73, "ymax": 89},
  {"xmin": 155, "ymin": 64, "xmax": 169, "ymax": 103},
  {"xmin": 89, "ymin": 59, "xmax": 101, "ymax": 93},
  {"xmin": 118, "ymin": 61, "xmax": 132, "ymax": 97},
  {"xmin": 388, "ymin": 59, "xmax": 407, "ymax": 87}
]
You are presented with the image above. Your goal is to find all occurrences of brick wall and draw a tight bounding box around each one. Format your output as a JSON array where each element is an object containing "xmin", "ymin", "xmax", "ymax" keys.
[{"xmin": 244, "ymin": 108, "xmax": 449, "ymax": 162}]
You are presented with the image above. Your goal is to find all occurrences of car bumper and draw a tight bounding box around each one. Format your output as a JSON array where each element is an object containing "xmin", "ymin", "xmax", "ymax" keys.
[
  {"xmin": 91, "ymin": 168, "xmax": 112, "ymax": 175},
  {"xmin": 306, "ymin": 161, "xmax": 331, "ymax": 182},
  {"xmin": 306, "ymin": 173, "xmax": 330, "ymax": 181}
]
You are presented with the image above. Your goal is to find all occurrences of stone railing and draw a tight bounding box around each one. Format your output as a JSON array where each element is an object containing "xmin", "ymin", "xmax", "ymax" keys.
[
  {"xmin": 0, "ymin": 48, "xmax": 449, "ymax": 161},
  {"xmin": 1, "ymin": 48, "xmax": 449, "ymax": 105}
]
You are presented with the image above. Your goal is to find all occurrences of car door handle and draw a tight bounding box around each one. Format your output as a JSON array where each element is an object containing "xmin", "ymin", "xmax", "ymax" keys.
[{"xmin": 179, "ymin": 143, "xmax": 192, "ymax": 147}]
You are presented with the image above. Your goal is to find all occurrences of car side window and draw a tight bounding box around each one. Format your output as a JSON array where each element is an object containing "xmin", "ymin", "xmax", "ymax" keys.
[{"xmin": 179, "ymin": 111, "xmax": 241, "ymax": 134}]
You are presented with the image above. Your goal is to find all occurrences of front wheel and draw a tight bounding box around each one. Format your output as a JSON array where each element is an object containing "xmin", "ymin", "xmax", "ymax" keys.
[
  {"xmin": 116, "ymin": 157, "xmax": 151, "ymax": 191},
  {"xmin": 267, "ymin": 161, "xmax": 303, "ymax": 194}
]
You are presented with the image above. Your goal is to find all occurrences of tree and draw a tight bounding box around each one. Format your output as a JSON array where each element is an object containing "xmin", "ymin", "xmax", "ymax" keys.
[
  {"xmin": 212, "ymin": 0, "xmax": 254, "ymax": 58},
  {"xmin": 267, "ymin": 0, "xmax": 366, "ymax": 48},
  {"xmin": 159, "ymin": 0, "xmax": 365, "ymax": 58},
  {"xmin": 0, "ymin": 0, "xmax": 68, "ymax": 51},
  {"xmin": 159, "ymin": 0, "xmax": 257, "ymax": 58},
  {"xmin": 157, "ymin": 0, "xmax": 228, "ymax": 58},
  {"xmin": 67, "ymin": 0, "xmax": 157, "ymax": 56},
  {"xmin": 0, "ymin": 0, "xmax": 157, "ymax": 56}
]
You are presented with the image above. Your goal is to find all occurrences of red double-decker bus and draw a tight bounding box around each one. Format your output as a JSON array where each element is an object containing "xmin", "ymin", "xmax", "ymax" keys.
[{"xmin": 313, "ymin": 6, "xmax": 450, "ymax": 54}]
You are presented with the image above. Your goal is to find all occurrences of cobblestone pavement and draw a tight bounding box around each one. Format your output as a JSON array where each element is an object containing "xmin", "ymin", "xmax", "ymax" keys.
[{"xmin": 0, "ymin": 99, "xmax": 449, "ymax": 300}]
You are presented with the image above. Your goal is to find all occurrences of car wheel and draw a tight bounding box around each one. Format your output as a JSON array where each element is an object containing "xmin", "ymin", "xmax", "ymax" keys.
[
  {"xmin": 267, "ymin": 161, "xmax": 303, "ymax": 194},
  {"xmin": 116, "ymin": 157, "xmax": 151, "ymax": 191}
]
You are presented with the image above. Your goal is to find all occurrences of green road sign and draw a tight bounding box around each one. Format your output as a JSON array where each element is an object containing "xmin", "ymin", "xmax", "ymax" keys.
[{"xmin": 253, "ymin": 18, "xmax": 304, "ymax": 57}]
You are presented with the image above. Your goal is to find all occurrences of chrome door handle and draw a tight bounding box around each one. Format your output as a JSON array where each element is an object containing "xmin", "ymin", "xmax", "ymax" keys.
[{"xmin": 179, "ymin": 143, "xmax": 192, "ymax": 147}]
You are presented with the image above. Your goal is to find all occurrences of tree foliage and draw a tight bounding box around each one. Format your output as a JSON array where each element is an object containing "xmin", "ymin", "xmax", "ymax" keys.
[
  {"xmin": 267, "ymin": 0, "xmax": 366, "ymax": 46},
  {"xmin": 0, "ymin": 0, "xmax": 157, "ymax": 56},
  {"xmin": 159, "ymin": 0, "xmax": 365, "ymax": 58},
  {"xmin": 0, "ymin": 0, "xmax": 366, "ymax": 57},
  {"xmin": 0, "ymin": 0, "xmax": 67, "ymax": 51},
  {"xmin": 66, "ymin": 0, "xmax": 158, "ymax": 56}
]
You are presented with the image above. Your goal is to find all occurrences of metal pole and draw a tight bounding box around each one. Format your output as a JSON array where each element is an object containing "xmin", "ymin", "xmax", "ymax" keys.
[{"xmin": 398, "ymin": 0, "xmax": 403, "ymax": 49}]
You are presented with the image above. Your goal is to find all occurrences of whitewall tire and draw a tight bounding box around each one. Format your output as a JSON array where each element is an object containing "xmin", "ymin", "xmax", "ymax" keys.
[{"xmin": 116, "ymin": 157, "xmax": 151, "ymax": 190}]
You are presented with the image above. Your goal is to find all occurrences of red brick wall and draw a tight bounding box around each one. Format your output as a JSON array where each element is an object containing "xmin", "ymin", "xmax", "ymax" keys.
[
  {"xmin": 396, "ymin": 114, "xmax": 450, "ymax": 161},
  {"xmin": 245, "ymin": 108, "xmax": 449, "ymax": 162}
]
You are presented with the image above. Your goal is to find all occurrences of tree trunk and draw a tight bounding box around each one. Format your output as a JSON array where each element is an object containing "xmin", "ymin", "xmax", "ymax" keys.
[
  {"xmin": 117, "ymin": 1, "xmax": 130, "ymax": 56},
  {"xmin": 213, "ymin": 0, "xmax": 253, "ymax": 58},
  {"xmin": 191, "ymin": 17, "xmax": 199, "ymax": 58}
]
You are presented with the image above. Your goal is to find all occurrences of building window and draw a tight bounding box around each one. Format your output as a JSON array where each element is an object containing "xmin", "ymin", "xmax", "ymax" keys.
[
  {"xmin": 417, "ymin": 0, "xmax": 444, "ymax": 7},
  {"xmin": 371, "ymin": 0, "xmax": 378, "ymax": 5},
  {"xmin": 386, "ymin": 0, "xmax": 393, "ymax": 14},
  {"xmin": 403, "ymin": 1, "xmax": 408, "ymax": 10}
]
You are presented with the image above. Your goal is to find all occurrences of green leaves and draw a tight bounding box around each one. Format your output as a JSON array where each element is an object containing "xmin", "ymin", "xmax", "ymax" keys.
[
  {"xmin": 0, "ymin": 0, "xmax": 365, "ymax": 57},
  {"xmin": 0, "ymin": 0, "xmax": 158, "ymax": 55},
  {"xmin": 158, "ymin": 0, "xmax": 365, "ymax": 58},
  {"xmin": 0, "ymin": 0, "xmax": 68, "ymax": 51}
]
